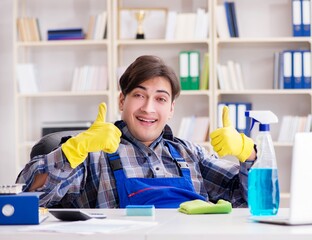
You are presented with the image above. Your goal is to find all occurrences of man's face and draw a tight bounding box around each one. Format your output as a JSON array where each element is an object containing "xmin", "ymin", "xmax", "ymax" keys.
[{"xmin": 119, "ymin": 76, "xmax": 175, "ymax": 146}]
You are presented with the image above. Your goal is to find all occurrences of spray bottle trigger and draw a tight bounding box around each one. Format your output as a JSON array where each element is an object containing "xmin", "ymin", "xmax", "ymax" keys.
[{"xmin": 249, "ymin": 119, "xmax": 258, "ymax": 132}]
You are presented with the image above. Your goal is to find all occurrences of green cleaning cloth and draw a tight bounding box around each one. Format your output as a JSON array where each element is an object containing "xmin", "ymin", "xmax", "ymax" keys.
[{"xmin": 178, "ymin": 199, "xmax": 232, "ymax": 214}]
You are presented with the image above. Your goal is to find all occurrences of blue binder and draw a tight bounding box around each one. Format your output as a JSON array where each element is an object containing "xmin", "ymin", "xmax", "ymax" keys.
[
  {"xmin": 292, "ymin": 50, "xmax": 303, "ymax": 89},
  {"xmin": 302, "ymin": 0, "xmax": 311, "ymax": 36},
  {"xmin": 0, "ymin": 192, "xmax": 46, "ymax": 225},
  {"xmin": 292, "ymin": 0, "xmax": 303, "ymax": 36},
  {"xmin": 303, "ymin": 50, "xmax": 312, "ymax": 89},
  {"xmin": 283, "ymin": 51, "xmax": 293, "ymax": 89}
]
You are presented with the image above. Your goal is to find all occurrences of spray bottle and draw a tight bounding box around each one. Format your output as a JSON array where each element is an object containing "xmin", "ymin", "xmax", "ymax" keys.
[{"xmin": 245, "ymin": 110, "xmax": 280, "ymax": 216}]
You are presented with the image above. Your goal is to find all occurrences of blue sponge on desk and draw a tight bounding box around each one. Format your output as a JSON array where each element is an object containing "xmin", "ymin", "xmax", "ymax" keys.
[{"xmin": 125, "ymin": 205, "xmax": 155, "ymax": 216}]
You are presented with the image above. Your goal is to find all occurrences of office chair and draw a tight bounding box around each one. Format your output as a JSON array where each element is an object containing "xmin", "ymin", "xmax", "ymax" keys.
[{"xmin": 30, "ymin": 130, "xmax": 82, "ymax": 159}]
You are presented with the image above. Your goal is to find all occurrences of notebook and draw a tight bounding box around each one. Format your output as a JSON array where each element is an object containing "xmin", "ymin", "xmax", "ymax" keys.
[{"xmin": 250, "ymin": 132, "xmax": 312, "ymax": 225}]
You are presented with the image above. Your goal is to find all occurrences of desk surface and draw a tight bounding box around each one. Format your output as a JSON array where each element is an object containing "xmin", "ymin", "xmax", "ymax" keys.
[{"xmin": 1, "ymin": 208, "xmax": 312, "ymax": 240}]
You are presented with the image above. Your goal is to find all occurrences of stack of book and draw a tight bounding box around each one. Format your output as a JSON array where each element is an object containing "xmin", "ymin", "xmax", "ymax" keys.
[
  {"xmin": 177, "ymin": 116, "xmax": 210, "ymax": 142},
  {"xmin": 216, "ymin": 60, "xmax": 244, "ymax": 90},
  {"xmin": 71, "ymin": 65, "xmax": 108, "ymax": 92},
  {"xmin": 47, "ymin": 28, "xmax": 84, "ymax": 40},
  {"xmin": 17, "ymin": 17, "xmax": 41, "ymax": 42},
  {"xmin": 86, "ymin": 11, "xmax": 107, "ymax": 40},
  {"xmin": 165, "ymin": 8, "xmax": 209, "ymax": 40},
  {"xmin": 278, "ymin": 114, "xmax": 312, "ymax": 142}
]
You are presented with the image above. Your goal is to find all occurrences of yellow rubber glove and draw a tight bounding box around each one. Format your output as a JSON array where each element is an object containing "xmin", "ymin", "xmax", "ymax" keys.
[
  {"xmin": 62, "ymin": 102, "xmax": 122, "ymax": 169},
  {"xmin": 210, "ymin": 106, "xmax": 254, "ymax": 162}
]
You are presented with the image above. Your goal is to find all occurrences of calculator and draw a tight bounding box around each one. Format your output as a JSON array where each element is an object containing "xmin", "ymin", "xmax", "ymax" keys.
[{"xmin": 49, "ymin": 209, "xmax": 106, "ymax": 221}]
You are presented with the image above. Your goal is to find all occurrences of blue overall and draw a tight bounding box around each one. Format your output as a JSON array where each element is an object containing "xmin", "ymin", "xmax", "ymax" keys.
[{"xmin": 107, "ymin": 142, "xmax": 206, "ymax": 208}]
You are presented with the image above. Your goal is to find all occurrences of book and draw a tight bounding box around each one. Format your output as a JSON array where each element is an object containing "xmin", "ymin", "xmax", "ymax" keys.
[
  {"xmin": 302, "ymin": 0, "xmax": 311, "ymax": 36},
  {"xmin": 303, "ymin": 51, "xmax": 311, "ymax": 88},
  {"xmin": 194, "ymin": 8, "xmax": 209, "ymax": 40},
  {"xmin": 200, "ymin": 53, "xmax": 209, "ymax": 90},
  {"xmin": 293, "ymin": 51, "xmax": 303, "ymax": 88},
  {"xmin": 177, "ymin": 116, "xmax": 209, "ymax": 142},
  {"xmin": 175, "ymin": 13, "xmax": 196, "ymax": 40},
  {"xmin": 189, "ymin": 51, "xmax": 200, "ymax": 90},
  {"xmin": 229, "ymin": 2, "xmax": 239, "ymax": 37},
  {"xmin": 16, "ymin": 64, "xmax": 38, "ymax": 94},
  {"xmin": 292, "ymin": 0, "xmax": 303, "ymax": 36},
  {"xmin": 215, "ymin": 5, "xmax": 230, "ymax": 38},
  {"xmin": 94, "ymin": 11, "xmax": 107, "ymax": 39},
  {"xmin": 47, "ymin": 28, "xmax": 84, "ymax": 40},
  {"xmin": 283, "ymin": 50, "xmax": 293, "ymax": 89},
  {"xmin": 165, "ymin": 11, "xmax": 177, "ymax": 40},
  {"xmin": 224, "ymin": 2, "xmax": 235, "ymax": 37},
  {"xmin": 179, "ymin": 51, "xmax": 190, "ymax": 90}
]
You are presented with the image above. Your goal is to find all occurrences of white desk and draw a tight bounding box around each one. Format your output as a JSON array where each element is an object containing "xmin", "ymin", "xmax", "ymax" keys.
[{"xmin": 1, "ymin": 208, "xmax": 312, "ymax": 240}]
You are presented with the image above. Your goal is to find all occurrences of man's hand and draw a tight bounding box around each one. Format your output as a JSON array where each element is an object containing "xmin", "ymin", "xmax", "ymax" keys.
[
  {"xmin": 62, "ymin": 102, "xmax": 122, "ymax": 168},
  {"xmin": 210, "ymin": 106, "xmax": 254, "ymax": 162}
]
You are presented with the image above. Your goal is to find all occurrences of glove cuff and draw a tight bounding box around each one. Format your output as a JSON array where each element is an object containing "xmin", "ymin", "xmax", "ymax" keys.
[
  {"xmin": 61, "ymin": 136, "xmax": 87, "ymax": 169},
  {"xmin": 237, "ymin": 134, "xmax": 254, "ymax": 162}
]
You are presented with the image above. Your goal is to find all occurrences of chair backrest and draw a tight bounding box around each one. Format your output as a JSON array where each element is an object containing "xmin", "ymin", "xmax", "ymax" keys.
[{"xmin": 30, "ymin": 130, "xmax": 82, "ymax": 159}]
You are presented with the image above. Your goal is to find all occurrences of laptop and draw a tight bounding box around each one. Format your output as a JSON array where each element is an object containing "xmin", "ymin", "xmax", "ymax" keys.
[{"xmin": 250, "ymin": 132, "xmax": 312, "ymax": 225}]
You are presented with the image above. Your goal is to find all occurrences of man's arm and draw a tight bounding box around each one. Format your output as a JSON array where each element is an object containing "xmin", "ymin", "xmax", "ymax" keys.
[{"xmin": 29, "ymin": 173, "xmax": 48, "ymax": 191}]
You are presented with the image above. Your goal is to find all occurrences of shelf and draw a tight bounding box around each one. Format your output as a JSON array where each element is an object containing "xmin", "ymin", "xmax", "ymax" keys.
[
  {"xmin": 117, "ymin": 39, "xmax": 209, "ymax": 45},
  {"xmin": 17, "ymin": 40, "xmax": 109, "ymax": 47},
  {"xmin": 17, "ymin": 91, "xmax": 111, "ymax": 98},
  {"xmin": 216, "ymin": 89, "xmax": 312, "ymax": 95},
  {"xmin": 216, "ymin": 37, "xmax": 312, "ymax": 45}
]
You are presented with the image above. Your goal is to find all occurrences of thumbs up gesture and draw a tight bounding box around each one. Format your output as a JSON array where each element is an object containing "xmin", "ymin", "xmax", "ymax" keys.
[
  {"xmin": 62, "ymin": 102, "xmax": 122, "ymax": 168},
  {"xmin": 209, "ymin": 106, "xmax": 254, "ymax": 162}
]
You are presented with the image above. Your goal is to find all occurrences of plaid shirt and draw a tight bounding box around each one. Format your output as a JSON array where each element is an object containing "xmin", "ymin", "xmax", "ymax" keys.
[{"xmin": 16, "ymin": 120, "xmax": 254, "ymax": 208}]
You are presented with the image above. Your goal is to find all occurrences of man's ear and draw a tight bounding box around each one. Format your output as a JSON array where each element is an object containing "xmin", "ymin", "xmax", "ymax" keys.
[{"xmin": 119, "ymin": 92, "xmax": 125, "ymax": 111}]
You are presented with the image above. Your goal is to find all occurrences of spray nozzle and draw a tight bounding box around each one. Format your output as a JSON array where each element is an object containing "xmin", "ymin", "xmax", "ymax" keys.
[{"xmin": 245, "ymin": 110, "xmax": 278, "ymax": 132}]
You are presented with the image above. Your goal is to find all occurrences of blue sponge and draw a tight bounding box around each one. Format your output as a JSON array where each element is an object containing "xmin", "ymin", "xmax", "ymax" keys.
[{"xmin": 125, "ymin": 205, "xmax": 155, "ymax": 216}]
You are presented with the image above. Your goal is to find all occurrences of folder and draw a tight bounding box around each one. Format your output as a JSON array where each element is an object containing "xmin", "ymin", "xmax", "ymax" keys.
[
  {"xmin": 303, "ymin": 51, "xmax": 312, "ymax": 89},
  {"xmin": 293, "ymin": 51, "xmax": 303, "ymax": 89},
  {"xmin": 200, "ymin": 53, "xmax": 209, "ymax": 90},
  {"xmin": 292, "ymin": 0, "xmax": 303, "ymax": 36},
  {"xmin": 179, "ymin": 51, "xmax": 190, "ymax": 90},
  {"xmin": 283, "ymin": 51, "xmax": 293, "ymax": 89},
  {"xmin": 189, "ymin": 51, "xmax": 200, "ymax": 90},
  {"xmin": 302, "ymin": 0, "xmax": 311, "ymax": 36},
  {"xmin": 224, "ymin": 2, "xmax": 235, "ymax": 37},
  {"xmin": 229, "ymin": 2, "xmax": 239, "ymax": 37},
  {"xmin": 236, "ymin": 103, "xmax": 252, "ymax": 136},
  {"xmin": 0, "ymin": 192, "xmax": 47, "ymax": 225}
]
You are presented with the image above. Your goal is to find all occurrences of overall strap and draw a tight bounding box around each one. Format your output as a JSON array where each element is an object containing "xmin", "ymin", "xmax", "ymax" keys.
[
  {"xmin": 107, "ymin": 142, "xmax": 191, "ymax": 177},
  {"xmin": 164, "ymin": 141, "xmax": 191, "ymax": 178}
]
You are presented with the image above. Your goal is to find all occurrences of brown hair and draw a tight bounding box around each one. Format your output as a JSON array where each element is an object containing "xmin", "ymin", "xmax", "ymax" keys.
[{"xmin": 119, "ymin": 55, "xmax": 180, "ymax": 101}]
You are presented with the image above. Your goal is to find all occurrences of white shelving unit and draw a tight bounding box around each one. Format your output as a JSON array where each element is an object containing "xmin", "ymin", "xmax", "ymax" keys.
[
  {"xmin": 13, "ymin": 0, "xmax": 113, "ymax": 170},
  {"xmin": 12, "ymin": 0, "xmax": 312, "ymax": 207}
]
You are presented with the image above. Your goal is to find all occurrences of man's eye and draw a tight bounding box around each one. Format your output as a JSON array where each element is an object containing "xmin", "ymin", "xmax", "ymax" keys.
[{"xmin": 134, "ymin": 93, "xmax": 143, "ymax": 98}]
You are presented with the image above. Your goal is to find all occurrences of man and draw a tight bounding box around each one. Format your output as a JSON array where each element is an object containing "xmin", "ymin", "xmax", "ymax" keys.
[{"xmin": 16, "ymin": 55, "xmax": 256, "ymax": 208}]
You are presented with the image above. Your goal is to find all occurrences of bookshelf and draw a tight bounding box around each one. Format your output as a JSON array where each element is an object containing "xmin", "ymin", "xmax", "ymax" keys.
[
  {"xmin": 13, "ymin": 0, "xmax": 113, "ymax": 170},
  {"xmin": 12, "ymin": 0, "xmax": 312, "ymax": 207}
]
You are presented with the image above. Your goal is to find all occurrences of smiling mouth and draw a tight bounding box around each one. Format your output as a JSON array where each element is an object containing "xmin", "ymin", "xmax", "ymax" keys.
[{"xmin": 137, "ymin": 117, "xmax": 157, "ymax": 123}]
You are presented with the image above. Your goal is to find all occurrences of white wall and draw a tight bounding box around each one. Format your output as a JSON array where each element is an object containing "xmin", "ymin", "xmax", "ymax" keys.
[{"xmin": 0, "ymin": 1, "xmax": 16, "ymax": 183}]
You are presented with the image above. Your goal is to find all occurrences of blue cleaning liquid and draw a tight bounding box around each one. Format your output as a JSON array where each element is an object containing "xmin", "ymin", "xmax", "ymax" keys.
[{"xmin": 248, "ymin": 168, "xmax": 280, "ymax": 216}]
